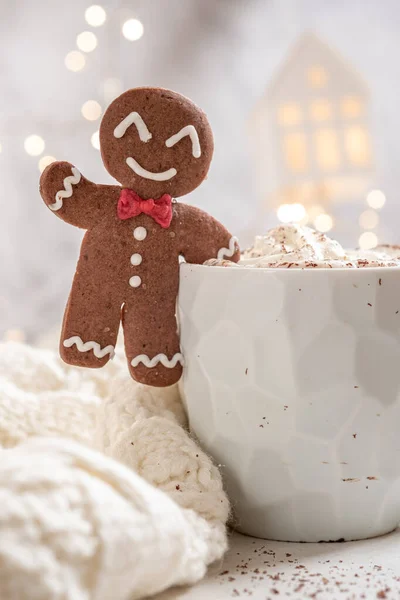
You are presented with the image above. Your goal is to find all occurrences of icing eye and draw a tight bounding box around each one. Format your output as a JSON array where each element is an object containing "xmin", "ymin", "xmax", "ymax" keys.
[
  {"xmin": 113, "ymin": 112, "xmax": 152, "ymax": 142},
  {"xmin": 165, "ymin": 125, "xmax": 201, "ymax": 158}
]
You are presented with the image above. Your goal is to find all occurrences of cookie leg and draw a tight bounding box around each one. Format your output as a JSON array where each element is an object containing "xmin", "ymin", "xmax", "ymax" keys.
[
  {"xmin": 122, "ymin": 298, "xmax": 183, "ymax": 387},
  {"xmin": 60, "ymin": 273, "xmax": 122, "ymax": 369}
]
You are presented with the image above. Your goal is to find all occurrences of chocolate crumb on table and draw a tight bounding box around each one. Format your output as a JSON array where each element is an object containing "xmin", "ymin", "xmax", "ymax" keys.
[{"xmin": 201, "ymin": 529, "xmax": 400, "ymax": 599}]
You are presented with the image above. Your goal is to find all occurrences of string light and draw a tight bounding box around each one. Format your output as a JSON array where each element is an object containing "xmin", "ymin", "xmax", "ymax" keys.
[
  {"xmin": 24, "ymin": 135, "xmax": 45, "ymax": 156},
  {"xmin": 81, "ymin": 100, "xmax": 102, "ymax": 121},
  {"xmin": 85, "ymin": 5, "xmax": 106, "ymax": 27},
  {"xmin": 359, "ymin": 231, "xmax": 378, "ymax": 250},
  {"xmin": 77, "ymin": 31, "xmax": 98, "ymax": 53},
  {"xmin": 366, "ymin": 189, "xmax": 386, "ymax": 210},
  {"xmin": 91, "ymin": 131, "xmax": 100, "ymax": 149},
  {"xmin": 314, "ymin": 214, "xmax": 333, "ymax": 232},
  {"xmin": 359, "ymin": 209, "xmax": 379, "ymax": 230},
  {"xmin": 38, "ymin": 155, "xmax": 56, "ymax": 173},
  {"xmin": 122, "ymin": 19, "xmax": 144, "ymax": 41},
  {"xmin": 277, "ymin": 203, "xmax": 306, "ymax": 223},
  {"xmin": 65, "ymin": 50, "xmax": 86, "ymax": 72}
]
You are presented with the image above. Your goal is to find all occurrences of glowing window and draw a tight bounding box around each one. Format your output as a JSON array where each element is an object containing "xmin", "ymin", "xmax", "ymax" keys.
[
  {"xmin": 314, "ymin": 129, "xmax": 340, "ymax": 171},
  {"xmin": 344, "ymin": 126, "xmax": 371, "ymax": 166},
  {"xmin": 283, "ymin": 133, "xmax": 308, "ymax": 172},
  {"xmin": 278, "ymin": 103, "xmax": 302, "ymax": 126},
  {"xmin": 307, "ymin": 66, "xmax": 328, "ymax": 88},
  {"xmin": 341, "ymin": 96, "xmax": 364, "ymax": 118},
  {"xmin": 310, "ymin": 99, "xmax": 332, "ymax": 122}
]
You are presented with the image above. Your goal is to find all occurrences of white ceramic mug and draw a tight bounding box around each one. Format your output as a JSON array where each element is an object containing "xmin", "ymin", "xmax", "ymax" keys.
[{"xmin": 178, "ymin": 263, "xmax": 400, "ymax": 542}]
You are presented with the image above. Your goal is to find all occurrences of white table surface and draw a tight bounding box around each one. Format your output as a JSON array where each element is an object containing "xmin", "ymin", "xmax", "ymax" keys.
[{"xmin": 156, "ymin": 529, "xmax": 400, "ymax": 599}]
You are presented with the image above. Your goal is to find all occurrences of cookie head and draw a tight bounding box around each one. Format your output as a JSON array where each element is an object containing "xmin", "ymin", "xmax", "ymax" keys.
[{"xmin": 100, "ymin": 87, "xmax": 214, "ymax": 199}]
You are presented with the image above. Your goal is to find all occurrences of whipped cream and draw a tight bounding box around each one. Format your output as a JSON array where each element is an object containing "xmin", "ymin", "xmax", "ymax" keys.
[{"xmin": 205, "ymin": 224, "xmax": 400, "ymax": 269}]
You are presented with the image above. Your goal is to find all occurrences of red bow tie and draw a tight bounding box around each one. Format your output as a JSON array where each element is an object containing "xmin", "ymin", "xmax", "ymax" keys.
[{"xmin": 117, "ymin": 189, "xmax": 173, "ymax": 229}]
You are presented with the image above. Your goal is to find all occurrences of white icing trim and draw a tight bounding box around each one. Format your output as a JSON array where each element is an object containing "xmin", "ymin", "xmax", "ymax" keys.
[
  {"xmin": 217, "ymin": 236, "xmax": 239, "ymax": 259},
  {"xmin": 131, "ymin": 353, "xmax": 184, "ymax": 368},
  {"xmin": 126, "ymin": 157, "xmax": 177, "ymax": 182},
  {"xmin": 165, "ymin": 125, "xmax": 201, "ymax": 158},
  {"xmin": 49, "ymin": 167, "xmax": 81, "ymax": 211},
  {"xmin": 63, "ymin": 336, "xmax": 115, "ymax": 359},
  {"xmin": 113, "ymin": 112, "xmax": 152, "ymax": 142}
]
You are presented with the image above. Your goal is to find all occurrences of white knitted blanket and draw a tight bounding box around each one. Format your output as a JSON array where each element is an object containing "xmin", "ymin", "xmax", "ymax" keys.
[{"xmin": 0, "ymin": 341, "xmax": 229, "ymax": 600}]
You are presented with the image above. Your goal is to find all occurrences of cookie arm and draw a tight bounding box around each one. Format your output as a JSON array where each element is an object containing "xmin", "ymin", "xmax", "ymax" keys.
[
  {"xmin": 40, "ymin": 161, "xmax": 116, "ymax": 229},
  {"xmin": 176, "ymin": 204, "xmax": 240, "ymax": 264}
]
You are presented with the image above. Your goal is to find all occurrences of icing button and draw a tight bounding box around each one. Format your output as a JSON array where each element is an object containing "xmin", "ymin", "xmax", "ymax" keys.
[
  {"xmin": 129, "ymin": 275, "xmax": 142, "ymax": 288},
  {"xmin": 130, "ymin": 253, "xmax": 142, "ymax": 266},
  {"xmin": 133, "ymin": 226, "xmax": 147, "ymax": 241}
]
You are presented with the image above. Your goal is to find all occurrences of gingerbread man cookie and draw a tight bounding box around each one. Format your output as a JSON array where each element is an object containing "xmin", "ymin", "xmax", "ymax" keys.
[{"xmin": 40, "ymin": 87, "xmax": 240, "ymax": 387}]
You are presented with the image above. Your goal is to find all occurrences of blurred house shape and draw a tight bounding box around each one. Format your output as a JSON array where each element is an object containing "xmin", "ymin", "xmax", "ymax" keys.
[{"xmin": 250, "ymin": 33, "xmax": 374, "ymax": 214}]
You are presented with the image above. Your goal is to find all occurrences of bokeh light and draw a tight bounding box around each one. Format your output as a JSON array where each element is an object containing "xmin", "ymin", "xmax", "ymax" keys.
[
  {"xmin": 122, "ymin": 19, "xmax": 144, "ymax": 41},
  {"xmin": 24, "ymin": 135, "xmax": 45, "ymax": 156},
  {"xmin": 77, "ymin": 31, "xmax": 98, "ymax": 53},
  {"xmin": 366, "ymin": 189, "xmax": 386, "ymax": 210},
  {"xmin": 4, "ymin": 329, "xmax": 26, "ymax": 343},
  {"xmin": 307, "ymin": 204, "xmax": 325, "ymax": 220},
  {"xmin": 81, "ymin": 100, "xmax": 102, "ymax": 121},
  {"xmin": 359, "ymin": 231, "xmax": 378, "ymax": 250},
  {"xmin": 359, "ymin": 209, "xmax": 379, "ymax": 230},
  {"xmin": 102, "ymin": 77, "xmax": 123, "ymax": 102},
  {"xmin": 38, "ymin": 155, "xmax": 56, "ymax": 173},
  {"xmin": 65, "ymin": 51, "xmax": 86, "ymax": 72},
  {"xmin": 277, "ymin": 203, "xmax": 306, "ymax": 223},
  {"xmin": 85, "ymin": 5, "xmax": 106, "ymax": 27},
  {"xmin": 314, "ymin": 213, "xmax": 333, "ymax": 232}
]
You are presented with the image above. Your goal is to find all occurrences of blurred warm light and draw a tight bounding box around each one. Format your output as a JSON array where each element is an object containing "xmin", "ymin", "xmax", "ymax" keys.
[
  {"xmin": 85, "ymin": 5, "xmax": 106, "ymax": 27},
  {"xmin": 366, "ymin": 189, "xmax": 386, "ymax": 210},
  {"xmin": 359, "ymin": 231, "xmax": 378, "ymax": 250},
  {"xmin": 307, "ymin": 66, "xmax": 328, "ymax": 88},
  {"xmin": 344, "ymin": 126, "xmax": 371, "ymax": 166},
  {"xmin": 341, "ymin": 96, "xmax": 363, "ymax": 118},
  {"xmin": 77, "ymin": 31, "xmax": 98, "ymax": 52},
  {"xmin": 65, "ymin": 51, "xmax": 86, "ymax": 72},
  {"xmin": 38, "ymin": 155, "xmax": 56, "ymax": 173},
  {"xmin": 283, "ymin": 133, "xmax": 308, "ymax": 172},
  {"xmin": 359, "ymin": 209, "xmax": 379, "ymax": 230},
  {"xmin": 278, "ymin": 103, "xmax": 302, "ymax": 126},
  {"xmin": 310, "ymin": 99, "xmax": 332, "ymax": 121},
  {"xmin": 277, "ymin": 203, "xmax": 306, "ymax": 223},
  {"xmin": 24, "ymin": 135, "xmax": 45, "ymax": 156},
  {"xmin": 4, "ymin": 329, "xmax": 26, "ymax": 343},
  {"xmin": 81, "ymin": 100, "xmax": 102, "ymax": 121},
  {"xmin": 102, "ymin": 77, "xmax": 123, "ymax": 102},
  {"xmin": 122, "ymin": 19, "xmax": 144, "ymax": 41},
  {"xmin": 91, "ymin": 131, "xmax": 100, "ymax": 150},
  {"xmin": 314, "ymin": 129, "xmax": 340, "ymax": 170},
  {"xmin": 308, "ymin": 204, "xmax": 324, "ymax": 220},
  {"xmin": 314, "ymin": 213, "xmax": 333, "ymax": 232}
]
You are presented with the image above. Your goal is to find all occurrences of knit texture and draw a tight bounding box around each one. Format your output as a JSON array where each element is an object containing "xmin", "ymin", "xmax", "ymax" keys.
[{"xmin": 0, "ymin": 341, "xmax": 229, "ymax": 599}]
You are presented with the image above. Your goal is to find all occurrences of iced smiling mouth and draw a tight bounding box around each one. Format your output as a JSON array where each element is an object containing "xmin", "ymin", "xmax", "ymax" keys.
[
  {"xmin": 114, "ymin": 112, "xmax": 202, "ymax": 182},
  {"xmin": 126, "ymin": 156, "xmax": 177, "ymax": 181}
]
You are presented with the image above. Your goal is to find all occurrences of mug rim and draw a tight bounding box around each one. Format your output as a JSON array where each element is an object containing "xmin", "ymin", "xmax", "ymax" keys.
[{"xmin": 180, "ymin": 263, "xmax": 400, "ymax": 275}]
